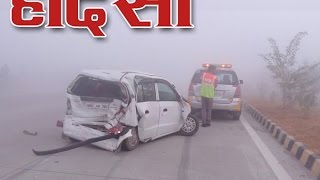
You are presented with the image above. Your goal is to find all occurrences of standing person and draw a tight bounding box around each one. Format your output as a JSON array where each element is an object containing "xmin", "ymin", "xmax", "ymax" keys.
[{"xmin": 200, "ymin": 65, "xmax": 217, "ymax": 127}]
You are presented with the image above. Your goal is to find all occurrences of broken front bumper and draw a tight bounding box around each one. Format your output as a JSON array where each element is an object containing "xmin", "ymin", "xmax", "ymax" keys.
[{"xmin": 63, "ymin": 116, "xmax": 132, "ymax": 152}]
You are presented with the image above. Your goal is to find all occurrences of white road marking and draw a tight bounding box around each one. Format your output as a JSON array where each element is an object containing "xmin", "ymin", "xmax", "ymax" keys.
[{"xmin": 240, "ymin": 117, "xmax": 292, "ymax": 180}]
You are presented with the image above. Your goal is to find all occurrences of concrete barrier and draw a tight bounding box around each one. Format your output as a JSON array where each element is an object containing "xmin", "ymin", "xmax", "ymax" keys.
[{"xmin": 244, "ymin": 102, "xmax": 320, "ymax": 179}]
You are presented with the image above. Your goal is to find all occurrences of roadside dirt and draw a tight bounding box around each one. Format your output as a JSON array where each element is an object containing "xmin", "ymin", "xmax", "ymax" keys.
[{"xmin": 247, "ymin": 99, "xmax": 320, "ymax": 155}]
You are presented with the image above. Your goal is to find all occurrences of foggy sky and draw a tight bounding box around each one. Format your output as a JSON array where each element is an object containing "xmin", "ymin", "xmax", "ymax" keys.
[{"xmin": 1, "ymin": 0, "xmax": 320, "ymax": 96}]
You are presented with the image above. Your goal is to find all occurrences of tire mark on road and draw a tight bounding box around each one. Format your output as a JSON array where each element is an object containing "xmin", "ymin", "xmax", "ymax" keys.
[
  {"xmin": 105, "ymin": 151, "xmax": 128, "ymax": 180},
  {"xmin": 4, "ymin": 168, "xmax": 143, "ymax": 180},
  {"xmin": 1, "ymin": 156, "xmax": 51, "ymax": 180},
  {"xmin": 105, "ymin": 176, "xmax": 143, "ymax": 180},
  {"xmin": 178, "ymin": 137, "xmax": 191, "ymax": 180}
]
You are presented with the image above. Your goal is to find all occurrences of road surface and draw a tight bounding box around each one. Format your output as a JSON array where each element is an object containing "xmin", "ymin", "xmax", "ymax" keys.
[{"xmin": 0, "ymin": 93, "xmax": 316, "ymax": 180}]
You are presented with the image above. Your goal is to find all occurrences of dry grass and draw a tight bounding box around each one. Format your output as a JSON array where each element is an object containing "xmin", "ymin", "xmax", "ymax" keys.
[{"xmin": 247, "ymin": 98, "xmax": 320, "ymax": 155}]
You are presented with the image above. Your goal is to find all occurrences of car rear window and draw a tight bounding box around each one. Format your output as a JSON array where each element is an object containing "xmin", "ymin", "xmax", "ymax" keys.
[
  {"xmin": 69, "ymin": 76, "xmax": 128, "ymax": 102},
  {"xmin": 191, "ymin": 70, "xmax": 239, "ymax": 85}
]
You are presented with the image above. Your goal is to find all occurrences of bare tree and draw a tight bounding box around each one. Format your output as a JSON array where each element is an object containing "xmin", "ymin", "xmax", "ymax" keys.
[
  {"xmin": 259, "ymin": 32, "xmax": 308, "ymax": 108},
  {"xmin": 292, "ymin": 62, "xmax": 320, "ymax": 113}
]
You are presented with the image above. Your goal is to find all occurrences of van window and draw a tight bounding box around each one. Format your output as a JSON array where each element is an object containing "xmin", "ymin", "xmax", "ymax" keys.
[
  {"xmin": 70, "ymin": 76, "xmax": 128, "ymax": 102},
  {"xmin": 191, "ymin": 70, "xmax": 205, "ymax": 84},
  {"xmin": 215, "ymin": 70, "xmax": 239, "ymax": 85}
]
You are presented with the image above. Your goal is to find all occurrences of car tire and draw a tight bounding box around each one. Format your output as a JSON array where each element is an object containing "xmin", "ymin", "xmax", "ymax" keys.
[
  {"xmin": 233, "ymin": 112, "xmax": 241, "ymax": 120},
  {"xmin": 122, "ymin": 128, "xmax": 139, "ymax": 151},
  {"xmin": 180, "ymin": 114, "xmax": 199, "ymax": 136}
]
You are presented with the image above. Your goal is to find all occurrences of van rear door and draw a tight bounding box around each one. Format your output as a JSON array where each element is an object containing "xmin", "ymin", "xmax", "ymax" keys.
[
  {"xmin": 214, "ymin": 70, "xmax": 239, "ymax": 104},
  {"xmin": 67, "ymin": 75, "xmax": 129, "ymax": 118}
]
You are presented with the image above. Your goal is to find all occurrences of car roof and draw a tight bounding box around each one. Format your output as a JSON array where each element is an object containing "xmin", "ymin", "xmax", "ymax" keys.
[{"xmin": 81, "ymin": 69, "xmax": 166, "ymax": 82}]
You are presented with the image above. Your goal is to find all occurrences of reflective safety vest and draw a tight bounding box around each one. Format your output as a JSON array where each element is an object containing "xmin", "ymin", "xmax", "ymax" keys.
[{"xmin": 201, "ymin": 72, "xmax": 217, "ymax": 98}]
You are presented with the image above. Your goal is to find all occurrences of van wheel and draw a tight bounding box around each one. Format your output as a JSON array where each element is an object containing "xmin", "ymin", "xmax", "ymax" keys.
[
  {"xmin": 122, "ymin": 128, "xmax": 139, "ymax": 151},
  {"xmin": 180, "ymin": 115, "xmax": 199, "ymax": 136},
  {"xmin": 233, "ymin": 112, "xmax": 241, "ymax": 120}
]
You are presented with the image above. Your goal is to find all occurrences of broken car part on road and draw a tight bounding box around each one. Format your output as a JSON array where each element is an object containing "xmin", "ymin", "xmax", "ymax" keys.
[
  {"xmin": 23, "ymin": 130, "xmax": 38, "ymax": 136},
  {"xmin": 32, "ymin": 126, "xmax": 131, "ymax": 156}
]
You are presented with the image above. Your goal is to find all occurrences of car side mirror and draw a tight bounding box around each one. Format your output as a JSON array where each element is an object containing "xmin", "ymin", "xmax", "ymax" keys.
[{"xmin": 239, "ymin": 80, "xmax": 244, "ymax": 84}]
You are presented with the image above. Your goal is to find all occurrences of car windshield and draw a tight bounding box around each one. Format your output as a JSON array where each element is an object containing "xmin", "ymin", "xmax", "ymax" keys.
[{"xmin": 191, "ymin": 70, "xmax": 239, "ymax": 85}]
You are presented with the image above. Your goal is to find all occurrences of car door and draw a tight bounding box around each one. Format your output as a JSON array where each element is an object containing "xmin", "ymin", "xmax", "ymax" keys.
[
  {"xmin": 136, "ymin": 79, "xmax": 160, "ymax": 141},
  {"xmin": 156, "ymin": 80, "xmax": 182, "ymax": 136}
]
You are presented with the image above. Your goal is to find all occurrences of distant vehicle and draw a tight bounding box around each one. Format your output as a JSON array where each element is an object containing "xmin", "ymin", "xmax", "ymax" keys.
[
  {"xmin": 188, "ymin": 64, "xmax": 243, "ymax": 120},
  {"xmin": 62, "ymin": 70, "xmax": 199, "ymax": 152}
]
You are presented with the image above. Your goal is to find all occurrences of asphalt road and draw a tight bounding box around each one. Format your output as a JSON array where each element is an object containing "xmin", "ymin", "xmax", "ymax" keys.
[{"xmin": 0, "ymin": 93, "xmax": 316, "ymax": 180}]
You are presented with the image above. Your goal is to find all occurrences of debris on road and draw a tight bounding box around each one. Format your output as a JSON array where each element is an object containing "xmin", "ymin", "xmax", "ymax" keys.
[
  {"xmin": 56, "ymin": 120, "xmax": 63, "ymax": 128},
  {"xmin": 23, "ymin": 130, "xmax": 38, "ymax": 136},
  {"xmin": 32, "ymin": 127, "xmax": 131, "ymax": 156}
]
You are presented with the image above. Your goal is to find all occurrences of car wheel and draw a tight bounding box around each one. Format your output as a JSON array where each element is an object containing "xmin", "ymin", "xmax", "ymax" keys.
[
  {"xmin": 122, "ymin": 128, "xmax": 139, "ymax": 151},
  {"xmin": 233, "ymin": 112, "xmax": 241, "ymax": 120},
  {"xmin": 180, "ymin": 114, "xmax": 199, "ymax": 136}
]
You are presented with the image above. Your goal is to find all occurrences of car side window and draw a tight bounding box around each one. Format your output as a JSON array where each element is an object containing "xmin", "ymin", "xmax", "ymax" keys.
[
  {"xmin": 137, "ymin": 81, "xmax": 156, "ymax": 102},
  {"xmin": 157, "ymin": 83, "xmax": 179, "ymax": 101}
]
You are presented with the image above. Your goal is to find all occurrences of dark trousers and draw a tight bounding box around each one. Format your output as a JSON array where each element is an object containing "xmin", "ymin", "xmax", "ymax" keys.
[{"xmin": 201, "ymin": 97, "xmax": 213, "ymax": 124}]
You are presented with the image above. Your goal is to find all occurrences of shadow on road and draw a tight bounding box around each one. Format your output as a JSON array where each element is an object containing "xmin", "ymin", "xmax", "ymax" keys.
[{"xmin": 193, "ymin": 110, "xmax": 237, "ymax": 122}]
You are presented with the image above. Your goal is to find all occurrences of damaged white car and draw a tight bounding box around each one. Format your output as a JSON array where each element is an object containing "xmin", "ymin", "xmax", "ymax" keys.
[{"xmin": 62, "ymin": 70, "xmax": 199, "ymax": 152}]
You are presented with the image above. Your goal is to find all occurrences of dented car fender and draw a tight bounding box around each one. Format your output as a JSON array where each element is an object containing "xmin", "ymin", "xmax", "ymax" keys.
[{"xmin": 181, "ymin": 98, "xmax": 192, "ymax": 121}]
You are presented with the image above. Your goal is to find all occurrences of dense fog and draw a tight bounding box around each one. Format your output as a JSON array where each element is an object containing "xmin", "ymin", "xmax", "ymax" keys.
[{"xmin": 1, "ymin": 0, "xmax": 320, "ymax": 100}]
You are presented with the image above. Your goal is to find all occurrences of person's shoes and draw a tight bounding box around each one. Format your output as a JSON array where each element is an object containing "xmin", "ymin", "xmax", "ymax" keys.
[
  {"xmin": 207, "ymin": 123, "xmax": 211, "ymax": 127},
  {"xmin": 202, "ymin": 123, "xmax": 209, "ymax": 127}
]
